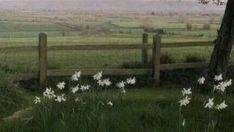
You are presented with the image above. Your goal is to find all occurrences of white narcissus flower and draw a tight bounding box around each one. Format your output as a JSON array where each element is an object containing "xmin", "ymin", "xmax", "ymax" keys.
[
  {"xmin": 182, "ymin": 88, "xmax": 192, "ymax": 96},
  {"xmin": 214, "ymin": 74, "xmax": 223, "ymax": 81},
  {"xmin": 215, "ymin": 101, "xmax": 228, "ymax": 110},
  {"xmin": 116, "ymin": 81, "xmax": 125, "ymax": 89},
  {"xmin": 43, "ymin": 88, "xmax": 56, "ymax": 99},
  {"xmin": 80, "ymin": 85, "xmax": 90, "ymax": 91},
  {"xmin": 55, "ymin": 94, "xmax": 66, "ymax": 103},
  {"xmin": 71, "ymin": 85, "xmax": 79, "ymax": 94},
  {"xmin": 71, "ymin": 71, "xmax": 81, "ymax": 81},
  {"xmin": 34, "ymin": 96, "xmax": 41, "ymax": 104},
  {"xmin": 214, "ymin": 84, "xmax": 226, "ymax": 92},
  {"xmin": 205, "ymin": 98, "xmax": 214, "ymax": 109},
  {"xmin": 57, "ymin": 81, "xmax": 65, "ymax": 90},
  {"xmin": 98, "ymin": 80, "xmax": 104, "ymax": 86},
  {"xmin": 93, "ymin": 72, "xmax": 102, "ymax": 80},
  {"xmin": 179, "ymin": 96, "xmax": 191, "ymax": 107},
  {"xmin": 220, "ymin": 79, "xmax": 232, "ymax": 88},
  {"xmin": 214, "ymin": 79, "xmax": 232, "ymax": 92},
  {"xmin": 126, "ymin": 77, "xmax": 136, "ymax": 85},
  {"xmin": 98, "ymin": 79, "xmax": 111, "ymax": 87},
  {"xmin": 198, "ymin": 76, "xmax": 205, "ymax": 84},
  {"xmin": 107, "ymin": 101, "xmax": 113, "ymax": 106},
  {"xmin": 103, "ymin": 79, "xmax": 111, "ymax": 86}
]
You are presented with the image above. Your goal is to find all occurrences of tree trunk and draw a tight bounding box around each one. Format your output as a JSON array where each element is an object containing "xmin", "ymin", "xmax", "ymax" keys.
[{"xmin": 208, "ymin": 0, "xmax": 234, "ymax": 78}]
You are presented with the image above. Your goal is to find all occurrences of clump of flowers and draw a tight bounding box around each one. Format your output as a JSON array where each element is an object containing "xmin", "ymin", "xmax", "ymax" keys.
[
  {"xmin": 116, "ymin": 77, "xmax": 136, "ymax": 94},
  {"xmin": 98, "ymin": 79, "xmax": 112, "ymax": 87},
  {"xmin": 178, "ymin": 87, "xmax": 192, "ymax": 129},
  {"xmin": 200, "ymin": 74, "xmax": 232, "ymax": 131},
  {"xmin": 180, "ymin": 74, "xmax": 232, "ymax": 131},
  {"xmin": 179, "ymin": 88, "xmax": 192, "ymax": 107},
  {"xmin": 43, "ymin": 88, "xmax": 56, "ymax": 99},
  {"xmin": 34, "ymin": 71, "xmax": 136, "ymax": 108}
]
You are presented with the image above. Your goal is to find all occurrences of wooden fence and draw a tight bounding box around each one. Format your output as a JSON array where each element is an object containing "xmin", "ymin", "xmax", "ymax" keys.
[{"xmin": 1, "ymin": 33, "xmax": 214, "ymax": 85}]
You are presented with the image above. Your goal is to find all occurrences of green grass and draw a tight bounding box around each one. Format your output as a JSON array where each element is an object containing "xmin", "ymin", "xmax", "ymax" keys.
[
  {"xmin": 0, "ymin": 85, "xmax": 181, "ymax": 132},
  {"xmin": 3, "ymin": 45, "xmax": 234, "ymax": 73},
  {"xmin": 0, "ymin": 71, "xmax": 34, "ymax": 118},
  {"xmin": 1, "ymin": 84, "xmax": 234, "ymax": 132}
]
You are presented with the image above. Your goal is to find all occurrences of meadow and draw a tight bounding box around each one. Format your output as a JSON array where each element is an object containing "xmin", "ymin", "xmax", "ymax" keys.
[{"xmin": 1, "ymin": 10, "xmax": 234, "ymax": 132}]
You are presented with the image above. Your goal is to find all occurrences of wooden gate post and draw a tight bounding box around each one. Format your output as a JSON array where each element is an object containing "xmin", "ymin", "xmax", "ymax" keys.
[
  {"xmin": 153, "ymin": 34, "xmax": 161, "ymax": 85},
  {"xmin": 142, "ymin": 33, "xmax": 148, "ymax": 65},
  {"xmin": 39, "ymin": 33, "xmax": 47, "ymax": 85}
]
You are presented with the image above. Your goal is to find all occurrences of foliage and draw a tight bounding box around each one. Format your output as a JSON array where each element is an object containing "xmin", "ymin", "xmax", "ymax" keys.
[
  {"xmin": 184, "ymin": 55, "xmax": 206, "ymax": 63},
  {"xmin": 0, "ymin": 71, "xmax": 25, "ymax": 118}
]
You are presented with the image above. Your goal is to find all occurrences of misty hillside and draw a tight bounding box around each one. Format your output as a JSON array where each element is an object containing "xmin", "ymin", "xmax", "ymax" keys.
[{"xmin": 0, "ymin": 0, "xmax": 225, "ymax": 13}]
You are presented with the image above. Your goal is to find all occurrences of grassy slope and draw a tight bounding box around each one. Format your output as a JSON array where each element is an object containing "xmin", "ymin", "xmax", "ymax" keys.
[
  {"xmin": 0, "ymin": 71, "xmax": 36, "ymax": 118},
  {"xmin": 0, "ymin": 85, "xmax": 182, "ymax": 132},
  {"xmin": 1, "ymin": 84, "xmax": 234, "ymax": 132}
]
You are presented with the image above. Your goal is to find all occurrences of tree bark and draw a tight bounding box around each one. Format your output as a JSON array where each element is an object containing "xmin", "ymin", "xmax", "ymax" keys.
[{"xmin": 208, "ymin": 0, "xmax": 234, "ymax": 78}]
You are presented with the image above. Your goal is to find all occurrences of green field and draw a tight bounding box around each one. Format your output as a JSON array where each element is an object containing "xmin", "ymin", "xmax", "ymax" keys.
[{"xmin": 0, "ymin": 11, "xmax": 225, "ymax": 73}]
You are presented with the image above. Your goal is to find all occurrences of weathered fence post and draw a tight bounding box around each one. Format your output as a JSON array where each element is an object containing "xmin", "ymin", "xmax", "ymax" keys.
[
  {"xmin": 39, "ymin": 33, "xmax": 47, "ymax": 85},
  {"xmin": 153, "ymin": 34, "xmax": 161, "ymax": 85},
  {"xmin": 142, "ymin": 33, "xmax": 148, "ymax": 65}
]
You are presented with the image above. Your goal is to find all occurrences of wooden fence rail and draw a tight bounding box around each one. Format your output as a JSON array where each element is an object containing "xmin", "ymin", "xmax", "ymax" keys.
[
  {"xmin": 2, "ymin": 33, "xmax": 215, "ymax": 85},
  {"xmin": 0, "ymin": 41, "xmax": 213, "ymax": 52}
]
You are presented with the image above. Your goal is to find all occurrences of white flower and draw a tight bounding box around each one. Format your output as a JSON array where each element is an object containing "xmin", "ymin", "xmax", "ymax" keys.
[
  {"xmin": 103, "ymin": 79, "xmax": 111, "ymax": 86},
  {"xmin": 224, "ymin": 79, "xmax": 232, "ymax": 87},
  {"xmin": 214, "ymin": 84, "xmax": 226, "ymax": 92},
  {"xmin": 205, "ymin": 98, "xmax": 214, "ymax": 109},
  {"xmin": 126, "ymin": 77, "xmax": 136, "ymax": 85},
  {"xmin": 107, "ymin": 101, "xmax": 113, "ymax": 106},
  {"xmin": 43, "ymin": 88, "xmax": 56, "ymax": 99},
  {"xmin": 221, "ymin": 79, "xmax": 232, "ymax": 88},
  {"xmin": 214, "ymin": 79, "xmax": 232, "ymax": 92},
  {"xmin": 71, "ymin": 71, "xmax": 81, "ymax": 81},
  {"xmin": 98, "ymin": 80, "xmax": 104, "ymax": 86},
  {"xmin": 71, "ymin": 85, "xmax": 79, "ymax": 94},
  {"xmin": 214, "ymin": 74, "xmax": 223, "ymax": 81},
  {"xmin": 93, "ymin": 72, "xmax": 102, "ymax": 80},
  {"xmin": 182, "ymin": 88, "xmax": 192, "ymax": 96},
  {"xmin": 98, "ymin": 78, "xmax": 111, "ymax": 87},
  {"xmin": 215, "ymin": 101, "xmax": 228, "ymax": 110},
  {"xmin": 116, "ymin": 81, "xmax": 125, "ymax": 89},
  {"xmin": 198, "ymin": 77, "xmax": 205, "ymax": 84},
  {"xmin": 80, "ymin": 85, "xmax": 90, "ymax": 91},
  {"xmin": 57, "ymin": 81, "xmax": 65, "ymax": 90},
  {"xmin": 55, "ymin": 94, "xmax": 66, "ymax": 103},
  {"xmin": 34, "ymin": 96, "xmax": 41, "ymax": 104},
  {"xmin": 179, "ymin": 96, "xmax": 191, "ymax": 107}
]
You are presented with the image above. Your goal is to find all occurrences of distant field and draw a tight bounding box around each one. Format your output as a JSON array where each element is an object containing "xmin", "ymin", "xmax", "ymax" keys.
[{"xmin": 0, "ymin": 11, "xmax": 228, "ymax": 73}]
